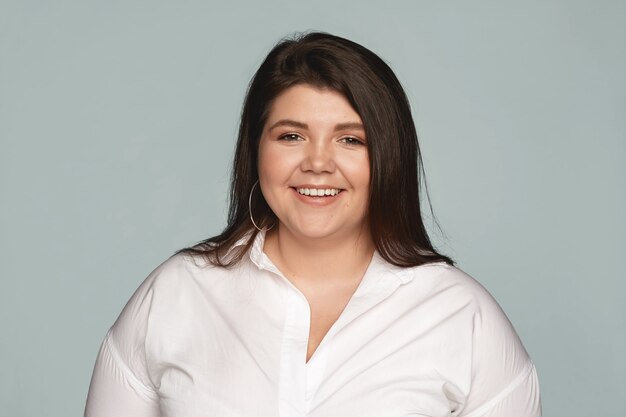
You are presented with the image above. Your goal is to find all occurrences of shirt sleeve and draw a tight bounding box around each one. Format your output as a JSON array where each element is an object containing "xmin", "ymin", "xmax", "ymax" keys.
[
  {"xmin": 458, "ymin": 278, "xmax": 542, "ymax": 417},
  {"xmin": 460, "ymin": 362, "xmax": 541, "ymax": 417},
  {"xmin": 84, "ymin": 331, "xmax": 160, "ymax": 417},
  {"xmin": 84, "ymin": 262, "xmax": 164, "ymax": 417}
]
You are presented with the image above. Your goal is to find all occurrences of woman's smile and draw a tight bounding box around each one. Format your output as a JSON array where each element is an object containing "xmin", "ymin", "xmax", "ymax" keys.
[
  {"xmin": 290, "ymin": 185, "xmax": 345, "ymax": 206},
  {"xmin": 294, "ymin": 186, "xmax": 343, "ymax": 197}
]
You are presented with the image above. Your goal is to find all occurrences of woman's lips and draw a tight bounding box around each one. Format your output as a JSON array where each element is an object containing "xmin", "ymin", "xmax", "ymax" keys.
[{"xmin": 290, "ymin": 187, "xmax": 344, "ymax": 206}]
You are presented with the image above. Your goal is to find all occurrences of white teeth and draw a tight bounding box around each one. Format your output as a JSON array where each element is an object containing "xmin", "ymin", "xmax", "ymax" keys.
[{"xmin": 296, "ymin": 188, "xmax": 341, "ymax": 196}]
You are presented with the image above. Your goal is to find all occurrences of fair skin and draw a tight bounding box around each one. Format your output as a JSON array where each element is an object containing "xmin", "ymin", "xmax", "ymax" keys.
[{"xmin": 257, "ymin": 84, "xmax": 375, "ymax": 363}]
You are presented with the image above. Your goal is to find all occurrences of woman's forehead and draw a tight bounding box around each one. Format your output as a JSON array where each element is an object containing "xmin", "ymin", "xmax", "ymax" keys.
[{"xmin": 264, "ymin": 85, "xmax": 363, "ymax": 131}]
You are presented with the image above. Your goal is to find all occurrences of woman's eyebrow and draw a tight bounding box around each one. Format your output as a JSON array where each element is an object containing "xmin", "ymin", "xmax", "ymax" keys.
[
  {"xmin": 268, "ymin": 119, "xmax": 308, "ymax": 131},
  {"xmin": 333, "ymin": 122, "xmax": 364, "ymax": 132},
  {"xmin": 268, "ymin": 119, "xmax": 364, "ymax": 132}
]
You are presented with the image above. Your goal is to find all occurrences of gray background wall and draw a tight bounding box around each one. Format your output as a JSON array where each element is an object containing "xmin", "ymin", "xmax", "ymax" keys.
[{"xmin": 1, "ymin": 1, "xmax": 624, "ymax": 416}]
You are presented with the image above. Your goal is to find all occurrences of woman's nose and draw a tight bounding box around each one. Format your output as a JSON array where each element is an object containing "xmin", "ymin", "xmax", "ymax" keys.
[{"xmin": 300, "ymin": 141, "xmax": 336, "ymax": 173}]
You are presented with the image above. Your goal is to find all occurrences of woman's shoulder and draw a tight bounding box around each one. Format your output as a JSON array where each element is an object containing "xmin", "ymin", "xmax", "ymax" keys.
[
  {"xmin": 109, "ymin": 252, "xmax": 240, "ymax": 336},
  {"xmin": 110, "ymin": 253, "xmax": 234, "ymax": 322},
  {"xmin": 394, "ymin": 261, "xmax": 528, "ymax": 347},
  {"xmin": 394, "ymin": 261, "xmax": 502, "ymax": 308},
  {"xmin": 141, "ymin": 251, "xmax": 236, "ymax": 289}
]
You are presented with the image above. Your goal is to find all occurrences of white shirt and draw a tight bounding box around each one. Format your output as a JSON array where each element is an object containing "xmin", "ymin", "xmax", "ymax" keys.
[{"xmin": 85, "ymin": 231, "xmax": 541, "ymax": 417}]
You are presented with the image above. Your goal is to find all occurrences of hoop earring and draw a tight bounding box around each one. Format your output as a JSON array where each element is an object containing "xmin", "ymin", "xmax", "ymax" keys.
[{"xmin": 249, "ymin": 180, "xmax": 274, "ymax": 232}]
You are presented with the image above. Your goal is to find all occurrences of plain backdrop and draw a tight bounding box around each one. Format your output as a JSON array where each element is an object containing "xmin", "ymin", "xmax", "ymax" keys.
[{"xmin": 1, "ymin": 1, "xmax": 624, "ymax": 416}]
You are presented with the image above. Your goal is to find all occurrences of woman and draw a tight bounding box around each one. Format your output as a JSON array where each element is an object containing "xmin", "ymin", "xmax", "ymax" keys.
[{"xmin": 85, "ymin": 32, "xmax": 541, "ymax": 416}]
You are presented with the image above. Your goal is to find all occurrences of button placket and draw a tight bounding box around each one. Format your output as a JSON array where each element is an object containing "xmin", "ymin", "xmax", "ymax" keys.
[{"xmin": 277, "ymin": 282, "xmax": 310, "ymax": 417}]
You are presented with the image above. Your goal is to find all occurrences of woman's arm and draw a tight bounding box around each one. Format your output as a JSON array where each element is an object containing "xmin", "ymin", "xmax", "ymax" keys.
[
  {"xmin": 458, "ymin": 275, "xmax": 542, "ymax": 417},
  {"xmin": 84, "ymin": 331, "xmax": 160, "ymax": 417},
  {"xmin": 84, "ymin": 260, "xmax": 168, "ymax": 417},
  {"xmin": 459, "ymin": 362, "xmax": 541, "ymax": 417}
]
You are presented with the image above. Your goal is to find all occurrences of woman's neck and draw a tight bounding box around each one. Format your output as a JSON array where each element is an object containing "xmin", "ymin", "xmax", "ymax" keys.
[{"xmin": 263, "ymin": 225, "xmax": 375, "ymax": 292}]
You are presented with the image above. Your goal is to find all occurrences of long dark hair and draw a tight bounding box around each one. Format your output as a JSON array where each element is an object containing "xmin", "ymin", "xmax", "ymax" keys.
[{"xmin": 178, "ymin": 31, "xmax": 453, "ymax": 267}]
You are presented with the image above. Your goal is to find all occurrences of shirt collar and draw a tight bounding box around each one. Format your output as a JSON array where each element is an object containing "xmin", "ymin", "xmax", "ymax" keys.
[{"xmin": 244, "ymin": 229, "xmax": 414, "ymax": 285}]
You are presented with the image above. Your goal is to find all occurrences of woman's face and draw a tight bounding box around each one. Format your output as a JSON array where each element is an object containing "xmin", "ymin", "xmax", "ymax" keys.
[{"xmin": 258, "ymin": 84, "xmax": 370, "ymax": 242}]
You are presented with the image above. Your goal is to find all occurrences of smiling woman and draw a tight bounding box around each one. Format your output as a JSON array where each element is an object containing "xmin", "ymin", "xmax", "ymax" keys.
[{"xmin": 85, "ymin": 32, "xmax": 541, "ymax": 417}]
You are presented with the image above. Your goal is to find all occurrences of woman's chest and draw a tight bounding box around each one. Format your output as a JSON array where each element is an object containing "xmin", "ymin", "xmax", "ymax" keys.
[
  {"xmin": 150, "ymin": 336, "xmax": 469, "ymax": 417},
  {"xmin": 145, "ymin": 285, "xmax": 473, "ymax": 417}
]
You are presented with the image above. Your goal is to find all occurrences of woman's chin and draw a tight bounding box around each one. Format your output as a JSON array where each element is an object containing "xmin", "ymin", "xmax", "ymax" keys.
[{"xmin": 279, "ymin": 220, "xmax": 364, "ymax": 243}]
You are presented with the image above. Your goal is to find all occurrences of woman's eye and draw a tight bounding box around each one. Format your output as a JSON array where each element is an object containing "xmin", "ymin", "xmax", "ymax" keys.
[
  {"xmin": 278, "ymin": 133, "xmax": 302, "ymax": 141},
  {"xmin": 339, "ymin": 136, "xmax": 365, "ymax": 145}
]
